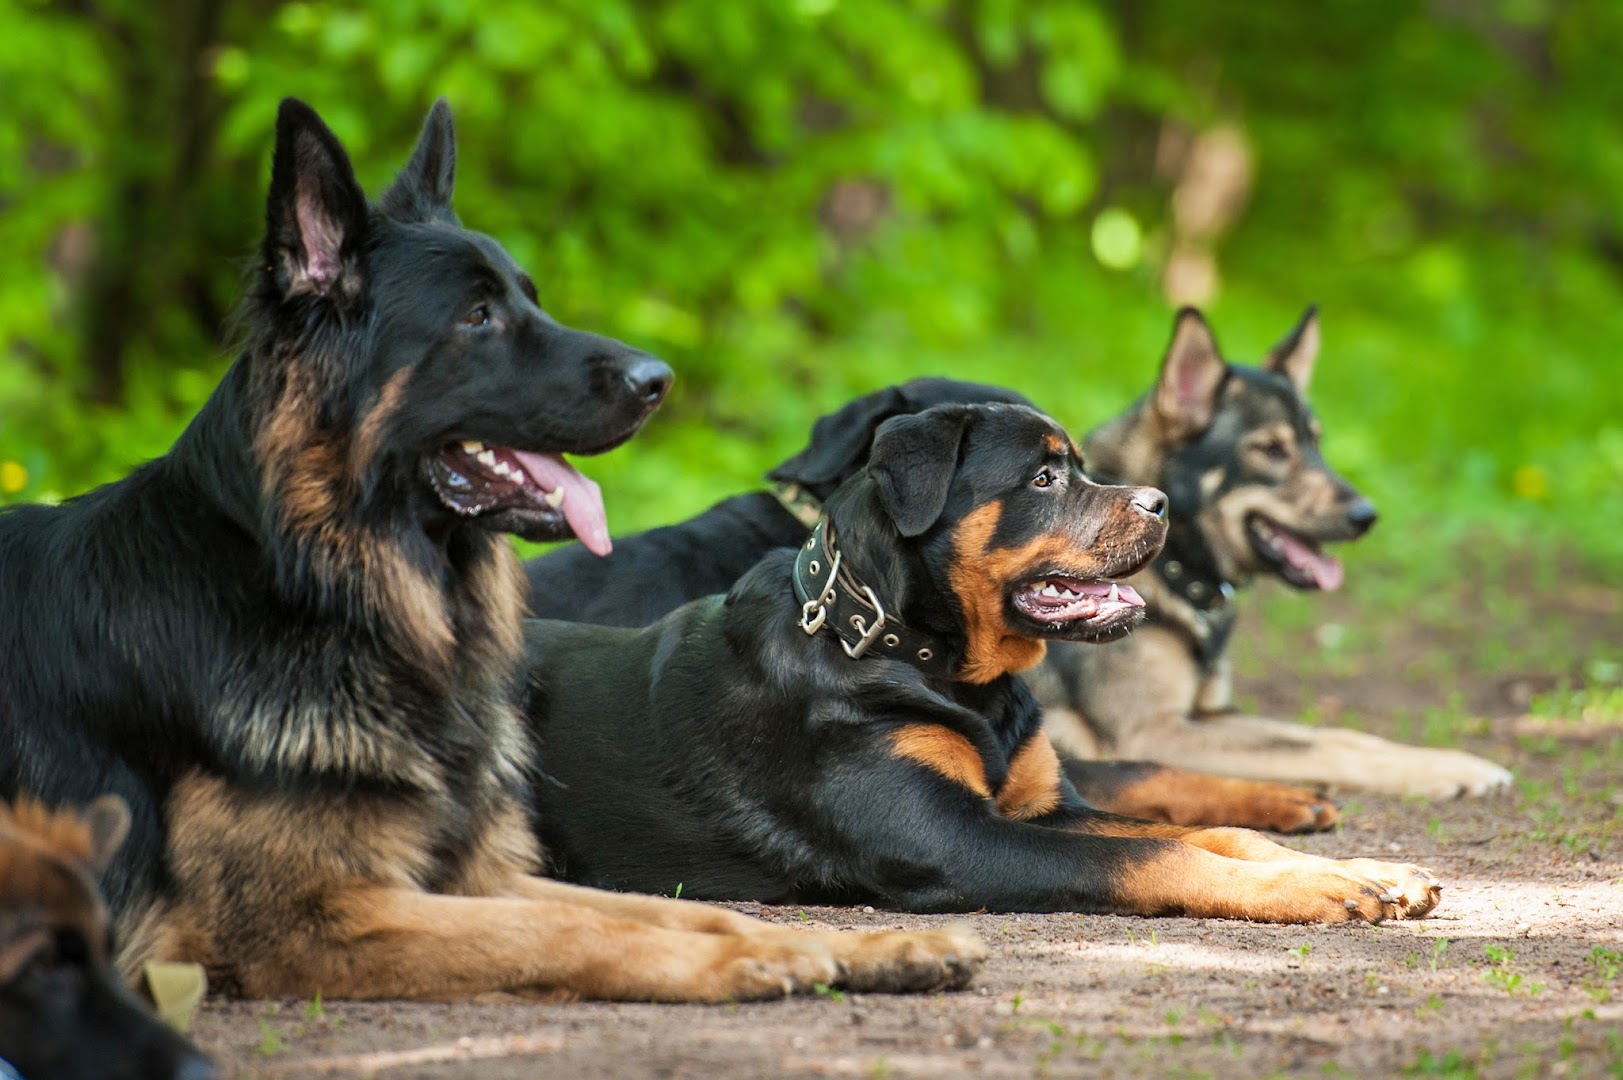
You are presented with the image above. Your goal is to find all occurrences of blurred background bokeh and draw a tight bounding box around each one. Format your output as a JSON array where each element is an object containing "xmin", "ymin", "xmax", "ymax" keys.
[{"xmin": 2, "ymin": 0, "xmax": 1620, "ymax": 578}]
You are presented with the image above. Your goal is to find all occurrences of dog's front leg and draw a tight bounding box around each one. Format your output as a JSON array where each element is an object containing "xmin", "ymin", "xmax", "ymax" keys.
[
  {"xmin": 503, "ymin": 876, "xmax": 984, "ymax": 994},
  {"xmin": 236, "ymin": 886, "xmax": 849, "ymax": 1003}
]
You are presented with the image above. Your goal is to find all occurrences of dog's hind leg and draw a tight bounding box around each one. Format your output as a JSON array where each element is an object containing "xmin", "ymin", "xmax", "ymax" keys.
[{"xmin": 503, "ymin": 875, "xmax": 985, "ymax": 994}]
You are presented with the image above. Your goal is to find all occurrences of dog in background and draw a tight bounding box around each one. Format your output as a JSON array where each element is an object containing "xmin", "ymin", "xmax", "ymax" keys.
[
  {"xmin": 0, "ymin": 98, "xmax": 982, "ymax": 1005},
  {"xmin": 526, "ymin": 379, "xmax": 1337, "ymax": 833},
  {"xmin": 1031, "ymin": 308, "xmax": 1514, "ymax": 797},
  {"xmin": 0, "ymin": 796, "xmax": 213, "ymax": 1080},
  {"xmin": 523, "ymin": 402, "xmax": 1440, "ymax": 919}
]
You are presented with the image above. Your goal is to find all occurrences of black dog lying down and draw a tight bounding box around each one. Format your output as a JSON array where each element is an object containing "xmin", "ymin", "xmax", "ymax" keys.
[
  {"xmin": 525, "ymin": 380, "xmax": 1338, "ymax": 834},
  {"xmin": 524, "ymin": 403, "xmax": 1439, "ymax": 920}
]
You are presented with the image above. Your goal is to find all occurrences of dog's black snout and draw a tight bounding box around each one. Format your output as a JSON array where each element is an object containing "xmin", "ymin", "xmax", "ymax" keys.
[
  {"xmin": 1346, "ymin": 498, "xmax": 1378, "ymax": 536},
  {"xmin": 1130, "ymin": 487, "xmax": 1168, "ymax": 520},
  {"xmin": 622, "ymin": 355, "xmax": 673, "ymax": 408}
]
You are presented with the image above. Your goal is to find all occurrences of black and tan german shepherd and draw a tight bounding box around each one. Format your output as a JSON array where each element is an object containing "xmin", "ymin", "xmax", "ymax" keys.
[
  {"xmin": 0, "ymin": 98, "xmax": 982, "ymax": 1004},
  {"xmin": 1030, "ymin": 308, "xmax": 1514, "ymax": 797},
  {"xmin": 0, "ymin": 797, "xmax": 212, "ymax": 1080}
]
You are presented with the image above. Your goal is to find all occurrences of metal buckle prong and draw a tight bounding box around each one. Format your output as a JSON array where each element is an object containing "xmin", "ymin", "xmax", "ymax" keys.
[{"xmin": 841, "ymin": 584, "xmax": 886, "ymax": 659}]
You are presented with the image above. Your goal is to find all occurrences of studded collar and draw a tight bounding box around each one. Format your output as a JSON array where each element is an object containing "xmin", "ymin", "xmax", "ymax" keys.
[{"xmin": 791, "ymin": 516, "xmax": 956, "ymax": 679}]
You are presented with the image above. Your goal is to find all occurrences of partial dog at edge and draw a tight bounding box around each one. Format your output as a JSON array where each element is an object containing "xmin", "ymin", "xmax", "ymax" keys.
[
  {"xmin": 1031, "ymin": 308, "xmax": 1514, "ymax": 797},
  {"xmin": 0, "ymin": 98, "xmax": 982, "ymax": 1004},
  {"xmin": 0, "ymin": 796, "xmax": 213, "ymax": 1080}
]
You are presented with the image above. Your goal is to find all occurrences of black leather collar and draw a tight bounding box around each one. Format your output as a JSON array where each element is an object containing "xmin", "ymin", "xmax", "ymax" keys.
[
  {"xmin": 792, "ymin": 517, "xmax": 956, "ymax": 679},
  {"xmin": 1153, "ymin": 521, "xmax": 1237, "ymax": 668}
]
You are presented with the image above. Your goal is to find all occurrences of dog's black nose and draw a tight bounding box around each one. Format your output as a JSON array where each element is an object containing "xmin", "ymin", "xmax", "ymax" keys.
[
  {"xmin": 1130, "ymin": 488, "xmax": 1168, "ymax": 520},
  {"xmin": 1346, "ymin": 498, "xmax": 1378, "ymax": 535},
  {"xmin": 622, "ymin": 355, "xmax": 673, "ymax": 408}
]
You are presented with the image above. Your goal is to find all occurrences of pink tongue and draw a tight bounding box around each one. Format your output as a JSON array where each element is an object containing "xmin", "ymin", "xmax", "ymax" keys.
[
  {"xmin": 510, "ymin": 450, "xmax": 612, "ymax": 557},
  {"xmin": 1074, "ymin": 582, "xmax": 1145, "ymax": 607},
  {"xmin": 1275, "ymin": 532, "xmax": 1343, "ymax": 591}
]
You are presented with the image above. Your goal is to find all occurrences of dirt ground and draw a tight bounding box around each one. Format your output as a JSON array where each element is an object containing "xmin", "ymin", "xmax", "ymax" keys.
[{"xmin": 194, "ymin": 573, "xmax": 1622, "ymax": 1079}]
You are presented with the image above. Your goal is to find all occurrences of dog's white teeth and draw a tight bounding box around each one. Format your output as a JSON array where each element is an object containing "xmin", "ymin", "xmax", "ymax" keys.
[
  {"xmin": 1041, "ymin": 584, "xmax": 1062, "ymax": 598},
  {"xmin": 543, "ymin": 487, "xmax": 566, "ymax": 509},
  {"xmin": 1108, "ymin": 582, "xmax": 1119, "ymax": 603},
  {"xmin": 461, "ymin": 440, "xmax": 484, "ymax": 453},
  {"xmin": 476, "ymin": 450, "xmax": 497, "ymax": 467}
]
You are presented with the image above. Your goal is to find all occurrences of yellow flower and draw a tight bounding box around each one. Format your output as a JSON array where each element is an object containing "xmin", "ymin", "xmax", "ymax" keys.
[
  {"xmin": 1511, "ymin": 464, "xmax": 1548, "ymax": 501},
  {"xmin": 0, "ymin": 461, "xmax": 26, "ymax": 494}
]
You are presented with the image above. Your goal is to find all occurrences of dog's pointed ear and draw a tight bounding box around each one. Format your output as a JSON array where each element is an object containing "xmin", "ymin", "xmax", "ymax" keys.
[
  {"xmin": 767, "ymin": 387, "xmax": 908, "ymax": 493},
  {"xmin": 264, "ymin": 98, "xmax": 369, "ymax": 300},
  {"xmin": 869, "ymin": 407, "xmax": 972, "ymax": 538},
  {"xmin": 1264, "ymin": 304, "xmax": 1319, "ymax": 395},
  {"xmin": 381, "ymin": 98, "xmax": 457, "ymax": 223},
  {"xmin": 83, "ymin": 794, "xmax": 131, "ymax": 874},
  {"xmin": 1152, "ymin": 307, "xmax": 1228, "ymax": 443}
]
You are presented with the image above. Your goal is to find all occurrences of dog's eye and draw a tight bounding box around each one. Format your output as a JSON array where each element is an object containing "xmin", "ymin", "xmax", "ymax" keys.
[
  {"xmin": 1032, "ymin": 469, "xmax": 1055, "ymax": 489},
  {"xmin": 1258, "ymin": 439, "xmax": 1290, "ymax": 463},
  {"xmin": 462, "ymin": 304, "xmax": 492, "ymax": 328}
]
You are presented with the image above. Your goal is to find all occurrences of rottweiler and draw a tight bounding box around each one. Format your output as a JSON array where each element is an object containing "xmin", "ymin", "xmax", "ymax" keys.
[
  {"xmin": 0, "ymin": 98, "xmax": 981, "ymax": 1004},
  {"xmin": 1030, "ymin": 308, "xmax": 1514, "ymax": 797},
  {"xmin": 0, "ymin": 797, "xmax": 212, "ymax": 1080},
  {"xmin": 524, "ymin": 402, "xmax": 1441, "ymax": 919},
  {"xmin": 526, "ymin": 379, "xmax": 1338, "ymax": 833}
]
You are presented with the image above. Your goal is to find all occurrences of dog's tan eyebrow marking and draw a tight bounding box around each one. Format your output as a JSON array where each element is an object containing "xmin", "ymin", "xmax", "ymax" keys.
[{"xmin": 1043, "ymin": 434, "xmax": 1067, "ymax": 455}]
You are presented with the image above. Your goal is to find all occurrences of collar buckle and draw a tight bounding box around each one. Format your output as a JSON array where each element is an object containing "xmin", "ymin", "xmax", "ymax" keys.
[
  {"xmin": 799, "ymin": 544, "xmax": 840, "ymax": 636},
  {"xmin": 840, "ymin": 584, "xmax": 886, "ymax": 659}
]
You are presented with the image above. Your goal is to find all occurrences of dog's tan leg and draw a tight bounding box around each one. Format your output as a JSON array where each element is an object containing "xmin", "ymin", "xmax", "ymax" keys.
[
  {"xmin": 1116, "ymin": 711, "xmax": 1514, "ymax": 798},
  {"xmin": 1073, "ymin": 818, "xmax": 1442, "ymax": 918},
  {"xmin": 271, "ymin": 887, "xmax": 859, "ymax": 1002},
  {"xmin": 1056, "ymin": 630, "xmax": 1512, "ymax": 797},
  {"xmin": 503, "ymin": 875, "xmax": 985, "ymax": 994}
]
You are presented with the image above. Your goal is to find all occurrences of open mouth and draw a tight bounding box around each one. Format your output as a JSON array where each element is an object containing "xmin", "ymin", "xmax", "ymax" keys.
[
  {"xmin": 1011, "ymin": 576, "xmax": 1147, "ymax": 641},
  {"xmin": 424, "ymin": 440, "xmax": 611, "ymax": 554},
  {"xmin": 1247, "ymin": 515, "xmax": 1343, "ymax": 591}
]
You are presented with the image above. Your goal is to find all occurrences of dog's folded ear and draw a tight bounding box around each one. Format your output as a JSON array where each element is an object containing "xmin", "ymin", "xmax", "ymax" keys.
[
  {"xmin": 869, "ymin": 406, "xmax": 973, "ymax": 537},
  {"xmin": 1264, "ymin": 304, "xmax": 1320, "ymax": 395},
  {"xmin": 381, "ymin": 99, "xmax": 458, "ymax": 224},
  {"xmin": 264, "ymin": 98, "xmax": 370, "ymax": 301},
  {"xmin": 767, "ymin": 386, "xmax": 910, "ymax": 492},
  {"xmin": 1153, "ymin": 307, "xmax": 1228, "ymax": 443}
]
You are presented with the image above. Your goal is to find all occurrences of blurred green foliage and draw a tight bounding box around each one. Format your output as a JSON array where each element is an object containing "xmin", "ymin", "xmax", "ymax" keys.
[{"xmin": 2, "ymin": 0, "xmax": 1620, "ymax": 572}]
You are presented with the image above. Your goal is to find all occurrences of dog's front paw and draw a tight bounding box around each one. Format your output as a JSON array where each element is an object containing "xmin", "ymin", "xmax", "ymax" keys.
[
  {"xmin": 1372, "ymin": 749, "xmax": 1513, "ymax": 799},
  {"xmin": 829, "ymin": 924, "xmax": 988, "ymax": 993},
  {"xmin": 1335, "ymin": 859, "xmax": 1443, "ymax": 919}
]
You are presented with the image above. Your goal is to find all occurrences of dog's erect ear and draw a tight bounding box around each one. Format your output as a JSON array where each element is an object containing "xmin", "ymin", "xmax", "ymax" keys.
[
  {"xmin": 264, "ymin": 98, "xmax": 369, "ymax": 300},
  {"xmin": 1264, "ymin": 304, "xmax": 1320, "ymax": 395},
  {"xmin": 381, "ymin": 99, "xmax": 457, "ymax": 223},
  {"xmin": 83, "ymin": 794, "xmax": 131, "ymax": 874},
  {"xmin": 767, "ymin": 386, "xmax": 909, "ymax": 491},
  {"xmin": 869, "ymin": 407, "xmax": 973, "ymax": 538},
  {"xmin": 1152, "ymin": 307, "xmax": 1228, "ymax": 443}
]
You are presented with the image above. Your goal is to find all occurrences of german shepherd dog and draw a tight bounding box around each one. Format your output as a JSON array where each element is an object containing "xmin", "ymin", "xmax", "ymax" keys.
[
  {"xmin": 526, "ymin": 379, "xmax": 1338, "ymax": 833},
  {"xmin": 1031, "ymin": 308, "xmax": 1514, "ymax": 797},
  {"xmin": 523, "ymin": 402, "xmax": 1441, "ymax": 920},
  {"xmin": 0, "ymin": 797, "xmax": 212, "ymax": 1080},
  {"xmin": 0, "ymin": 99, "xmax": 983, "ymax": 1003}
]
